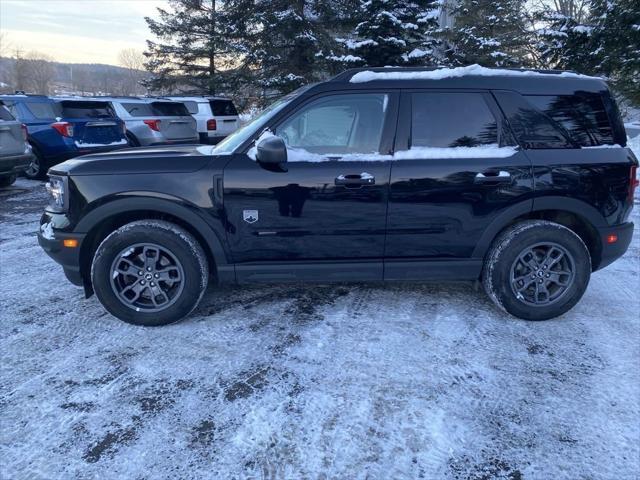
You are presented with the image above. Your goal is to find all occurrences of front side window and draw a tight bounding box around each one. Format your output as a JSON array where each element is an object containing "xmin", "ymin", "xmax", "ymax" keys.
[
  {"xmin": 526, "ymin": 93, "xmax": 615, "ymax": 146},
  {"xmin": 411, "ymin": 93, "xmax": 498, "ymax": 148},
  {"xmin": 276, "ymin": 93, "xmax": 388, "ymax": 156}
]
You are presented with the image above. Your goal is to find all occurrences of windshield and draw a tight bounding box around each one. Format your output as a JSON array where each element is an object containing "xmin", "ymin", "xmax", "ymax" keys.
[{"xmin": 212, "ymin": 87, "xmax": 310, "ymax": 155}]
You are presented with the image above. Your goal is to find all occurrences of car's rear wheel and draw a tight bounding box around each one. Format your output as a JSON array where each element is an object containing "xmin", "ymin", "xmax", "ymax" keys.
[
  {"xmin": 91, "ymin": 220, "xmax": 209, "ymax": 326},
  {"xmin": 482, "ymin": 220, "xmax": 591, "ymax": 320},
  {"xmin": 0, "ymin": 174, "xmax": 17, "ymax": 188},
  {"xmin": 24, "ymin": 146, "xmax": 46, "ymax": 180}
]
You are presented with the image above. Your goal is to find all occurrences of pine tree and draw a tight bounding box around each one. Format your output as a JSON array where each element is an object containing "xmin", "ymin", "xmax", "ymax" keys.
[
  {"xmin": 445, "ymin": 0, "xmax": 530, "ymax": 67},
  {"xmin": 334, "ymin": 0, "xmax": 441, "ymax": 67},
  {"xmin": 587, "ymin": 0, "xmax": 640, "ymax": 103},
  {"xmin": 145, "ymin": 0, "xmax": 237, "ymax": 94},
  {"xmin": 534, "ymin": 10, "xmax": 593, "ymax": 71}
]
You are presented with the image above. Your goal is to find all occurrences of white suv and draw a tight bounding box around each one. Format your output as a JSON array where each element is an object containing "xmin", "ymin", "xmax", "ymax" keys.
[{"xmin": 164, "ymin": 96, "xmax": 239, "ymax": 144}]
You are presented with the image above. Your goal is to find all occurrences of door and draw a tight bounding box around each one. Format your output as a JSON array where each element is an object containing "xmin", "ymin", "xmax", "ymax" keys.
[
  {"xmin": 209, "ymin": 99, "xmax": 239, "ymax": 136},
  {"xmin": 0, "ymin": 104, "xmax": 25, "ymax": 157},
  {"xmin": 223, "ymin": 91, "xmax": 398, "ymax": 281},
  {"xmin": 384, "ymin": 90, "xmax": 534, "ymax": 279}
]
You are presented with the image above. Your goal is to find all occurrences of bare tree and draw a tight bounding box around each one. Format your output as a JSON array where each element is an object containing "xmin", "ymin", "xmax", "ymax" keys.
[
  {"xmin": 118, "ymin": 48, "xmax": 146, "ymax": 94},
  {"xmin": 24, "ymin": 51, "xmax": 57, "ymax": 94},
  {"xmin": 0, "ymin": 33, "xmax": 11, "ymax": 57}
]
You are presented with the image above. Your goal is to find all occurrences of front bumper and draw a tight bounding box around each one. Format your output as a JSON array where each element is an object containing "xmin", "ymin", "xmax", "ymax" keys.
[
  {"xmin": 596, "ymin": 222, "xmax": 634, "ymax": 270},
  {"xmin": 0, "ymin": 151, "xmax": 33, "ymax": 176},
  {"xmin": 37, "ymin": 214, "xmax": 86, "ymax": 287}
]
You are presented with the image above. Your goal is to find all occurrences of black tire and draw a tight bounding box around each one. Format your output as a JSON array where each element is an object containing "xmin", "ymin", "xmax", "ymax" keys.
[
  {"xmin": 91, "ymin": 220, "xmax": 209, "ymax": 326},
  {"xmin": 24, "ymin": 146, "xmax": 47, "ymax": 180},
  {"xmin": 126, "ymin": 132, "xmax": 140, "ymax": 147},
  {"xmin": 0, "ymin": 174, "xmax": 17, "ymax": 188},
  {"xmin": 482, "ymin": 220, "xmax": 591, "ymax": 321}
]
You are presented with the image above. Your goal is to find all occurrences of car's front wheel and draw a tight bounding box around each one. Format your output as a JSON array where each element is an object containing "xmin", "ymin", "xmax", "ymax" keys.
[
  {"xmin": 483, "ymin": 220, "xmax": 591, "ymax": 320},
  {"xmin": 91, "ymin": 220, "xmax": 209, "ymax": 326}
]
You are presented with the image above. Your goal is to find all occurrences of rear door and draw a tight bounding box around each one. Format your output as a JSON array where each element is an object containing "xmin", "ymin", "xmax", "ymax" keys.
[
  {"xmin": 384, "ymin": 90, "xmax": 534, "ymax": 279},
  {"xmin": 58, "ymin": 100, "xmax": 125, "ymax": 147},
  {"xmin": 151, "ymin": 101, "xmax": 197, "ymax": 141},
  {"xmin": 223, "ymin": 91, "xmax": 398, "ymax": 281},
  {"xmin": 210, "ymin": 99, "xmax": 239, "ymax": 135},
  {"xmin": 0, "ymin": 102, "xmax": 25, "ymax": 157}
]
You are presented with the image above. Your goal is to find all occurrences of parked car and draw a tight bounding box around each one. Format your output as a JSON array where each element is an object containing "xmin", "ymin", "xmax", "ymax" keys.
[
  {"xmin": 0, "ymin": 95, "xmax": 129, "ymax": 179},
  {"xmin": 38, "ymin": 66, "xmax": 637, "ymax": 326},
  {"xmin": 103, "ymin": 97, "xmax": 199, "ymax": 146},
  {"xmin": 164, "ymin": 96, "xmax": 239, "ymax": 144},
  {"xmin": 0, "ymin": 100, "xmax": 32, "ymax": 187}
]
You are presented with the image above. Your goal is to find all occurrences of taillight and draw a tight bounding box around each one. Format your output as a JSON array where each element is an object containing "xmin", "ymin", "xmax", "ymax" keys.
[
  {"xmin": 51, "ymin": 121, "xmax": 74, "ymax": 137},
  {"xmin": 207, "ymin": 119, "xmax": 217, "ymax": 130},
  {"xmin": 143, "ymin": 119, "xmax": 161, "ymax": 132},
  {"xmin": 630, "ymin": 165, "xmax": 639, "ymax": 201},
  {"xmin": 21, "ymin": 123, "xmax": 28, "ymax": 141}
]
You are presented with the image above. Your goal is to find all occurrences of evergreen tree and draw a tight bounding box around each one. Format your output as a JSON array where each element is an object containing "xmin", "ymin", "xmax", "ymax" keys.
[
  {"xmin": 334, "ymin": 0, "xmax": 441, "ymax": 67},
  {"xmin": 445, "ymin": 0, "xmax": 530, "ymax": 67},
  {"xmin": 145, "ymin": 0, "xmax": 237, "ymax": 94},
  {"xmin": 587, "ymin": 0, "xmax": 640, "ymax": 103},
  {"xmin": 534, "ymin": 10, "xmax": 592, "ymax": 71}
]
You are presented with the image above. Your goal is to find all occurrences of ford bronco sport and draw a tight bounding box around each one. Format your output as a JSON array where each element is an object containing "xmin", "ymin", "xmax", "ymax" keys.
[{"xmin": 37, "ymin": 66, "xmax": 638, "ymax": 326}]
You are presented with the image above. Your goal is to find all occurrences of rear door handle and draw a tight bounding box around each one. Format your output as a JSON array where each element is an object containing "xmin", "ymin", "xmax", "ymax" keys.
[
  {"xmin": 335, "ymin": 172, "xmax": 375, "ymax": 188},
  {"xmin": 474, "ymin": 170, "xmax": 511, "ymax": 184}
]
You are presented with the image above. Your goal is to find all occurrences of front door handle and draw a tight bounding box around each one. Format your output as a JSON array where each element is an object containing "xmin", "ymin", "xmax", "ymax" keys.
[
  {"xmin": 335, "ymin": 172, "xmax": 375, "ymax": 188},
  {"xmin": 474, "ymin": 170, "xmax": 512, "ymax": 185}
]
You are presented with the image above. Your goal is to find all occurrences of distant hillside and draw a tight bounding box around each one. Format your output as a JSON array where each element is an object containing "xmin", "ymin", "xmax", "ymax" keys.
[{"xmin": 0, "ymin": 57, "xmax": 150, "ymax": 96}]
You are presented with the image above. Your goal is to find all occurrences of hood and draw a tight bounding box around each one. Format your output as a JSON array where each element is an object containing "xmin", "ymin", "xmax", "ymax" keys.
[{"xmin": 49, "ymin": 144, "xmax": 219, "ymax": 176}]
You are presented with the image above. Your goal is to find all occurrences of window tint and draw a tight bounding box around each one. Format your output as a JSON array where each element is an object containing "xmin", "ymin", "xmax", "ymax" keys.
[
  {"xmin": 0, "ymin": 103, "xmax": 15, "ymax": 121},
  {"xmin": 209, "ymin": 100, "xmax": 238, "ymax": 116},
  {"xmin": 59, "ymin": 101, "xmax": 114, "ymax": 119},
  {"xmin": 151, "ymin": 102, "xmax": 189, "ymax": 116},
  {"xmin": 411, "ymin": 93, "xmax": 498, "ymax": 148},
  {"xmin": 25, "ymin": 101, "xmax": 59, "ymax": 119},
  {"xmin": 526, "ymin": 93, "xmax": 615, "ymax": 146},
  {"xmin": 183, "ymin": 101, "xmax": 199, "ymax": 114},
  {"xmin": 122, "ymin": 102, "xmax": 155, "ymax": 117},
  {"xmin": 276, "ymin": 93, "xmax": 388, "ymax": 156}
]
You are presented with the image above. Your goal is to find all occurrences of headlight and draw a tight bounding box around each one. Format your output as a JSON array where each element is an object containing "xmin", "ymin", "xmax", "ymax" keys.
[{"xmin": 45, "ymin": 175, "xmax": 68, "ymax": 211}]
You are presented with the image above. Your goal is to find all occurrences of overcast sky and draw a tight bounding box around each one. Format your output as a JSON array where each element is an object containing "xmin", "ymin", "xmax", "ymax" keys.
[{"xmin": 0, "ymin": 0, "xmax": 169, "ymax": 65}]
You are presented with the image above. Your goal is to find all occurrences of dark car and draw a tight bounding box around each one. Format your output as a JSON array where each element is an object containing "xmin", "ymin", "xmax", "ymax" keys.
[
  {"xmin": 37, "ymin": 66, "xmax": 638, "ymax": 326},
  {"xmin": 0, "ymin": 100, "xmax": 32, "ymax": 187},
  {"xmin": 0, "ymin": 95, "xmax": 128, "ymax": 179}
]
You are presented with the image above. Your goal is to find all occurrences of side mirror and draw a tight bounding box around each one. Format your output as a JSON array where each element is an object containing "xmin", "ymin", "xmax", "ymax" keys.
[{"xmin": 256, "ymin": 135, "xmax": 287, "ymax": 168}]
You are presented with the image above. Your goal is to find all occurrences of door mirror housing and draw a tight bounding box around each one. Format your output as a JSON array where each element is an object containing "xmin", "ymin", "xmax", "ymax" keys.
[{"xmin": 256, "ymin": 135, "xmax": 288, "ymax": 169}]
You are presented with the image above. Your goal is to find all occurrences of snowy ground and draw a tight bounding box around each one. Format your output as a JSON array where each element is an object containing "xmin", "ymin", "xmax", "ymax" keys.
[{"xmin": 1, "ymin": 158, "xmax": 639, "ymax": 479}]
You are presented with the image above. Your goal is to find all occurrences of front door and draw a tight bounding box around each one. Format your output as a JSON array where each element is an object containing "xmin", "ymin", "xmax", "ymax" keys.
[
  {"xmin": 223, "ymin": 91, "xmax": 398, "ymax": 281},
  {"xmin": 384, "ymin": 90, "xmax": 534, "ymax": 279}
]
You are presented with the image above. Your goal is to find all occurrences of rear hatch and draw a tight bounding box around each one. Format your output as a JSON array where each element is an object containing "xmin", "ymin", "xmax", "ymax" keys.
[
  {"xmin": 209, "ymin": 99, "xmax": 239, "ymax": 135},
  {"xmin": 0, "ymin": 102, "xmax": 27, "ymax": 157},
  {"xmin": 150, "ymin": 102, "xmax": 197, "ymax": 141},
  {"xmin": 58, "ymin": 100, "xmax": 126, "ymax": 148}
]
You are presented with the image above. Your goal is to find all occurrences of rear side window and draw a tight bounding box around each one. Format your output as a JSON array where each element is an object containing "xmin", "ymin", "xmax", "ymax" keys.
[
  {"xmin": 25, "ymin": 101, "xmax": 59, "ymax": 119},
  {"xmin": 209, "ymin": 100, "xmax": 238, "ymax": 116},
  {"xmin": 0, "ymin": 103, "xmax": 15, "ymax": 121},
  {"xmin": 411, "ymin": 93, "xmax": 498, "ymax": 148},
  {"xmin": 183, "ymin": 101, "xmax": 199, "ymax": 114},
  {"xmin": 122, "ymin": 103, "xmax": 155, "ymax": 117},
  {"xmin": 151, "ymin": 102, "xmax": 189, "ymax": 116},
  {"xmin": 526, "ymin": 93, "xmax": 615, "ymax": 146},
  {"xmin": 60, "ymin": 101, "xmax": 114, "ymax": 119}
]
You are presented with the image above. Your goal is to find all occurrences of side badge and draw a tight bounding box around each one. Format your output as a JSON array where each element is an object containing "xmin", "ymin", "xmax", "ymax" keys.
[{"xmin": 243, "ymin": 210, "xmax": 259, "ymax": 224}]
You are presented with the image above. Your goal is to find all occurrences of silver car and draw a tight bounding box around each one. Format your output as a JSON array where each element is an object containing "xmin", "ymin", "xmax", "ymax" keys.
[
  {"xmin": 0, "ymin": 100, "xmax": 32, "ymax": 187},
  {"xmin": 105, "ymin": 97, "xmax": 199, "ymax": 146}
]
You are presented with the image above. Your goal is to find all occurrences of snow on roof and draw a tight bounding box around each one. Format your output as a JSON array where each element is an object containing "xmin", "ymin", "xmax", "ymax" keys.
[{"xmin": 349, "ymin": 64, "xmax": 598, "ymax": 83}]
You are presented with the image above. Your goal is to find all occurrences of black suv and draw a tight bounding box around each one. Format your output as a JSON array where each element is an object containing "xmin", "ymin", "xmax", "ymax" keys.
[{"xmin": 37, "ymin": 66, "xmax": 638, "ymax": 326}]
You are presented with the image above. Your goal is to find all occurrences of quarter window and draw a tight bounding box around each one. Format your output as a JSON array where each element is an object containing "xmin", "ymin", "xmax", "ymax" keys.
[
  {"xmin": 276, "ymin": 93, "xmax": 388, "ymax": 156},
  {"xmin": 525, "ymin": 93, "xmax": 615, "ymax": 146},
  {"xmin": 411, "ymin": 93, "xmax": 498, "ymax": 148}
]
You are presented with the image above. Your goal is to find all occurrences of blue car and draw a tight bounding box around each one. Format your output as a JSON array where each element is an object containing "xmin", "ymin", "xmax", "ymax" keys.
[{"xmin": 0, "ymin": 95, "xmax": 129, "ymax": 179}]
